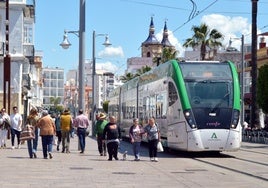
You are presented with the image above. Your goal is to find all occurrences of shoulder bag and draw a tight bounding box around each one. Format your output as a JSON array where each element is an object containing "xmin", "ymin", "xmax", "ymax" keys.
[{"xmin": 20, "ymin": 124, "xmax": 35, "ymax": 141}]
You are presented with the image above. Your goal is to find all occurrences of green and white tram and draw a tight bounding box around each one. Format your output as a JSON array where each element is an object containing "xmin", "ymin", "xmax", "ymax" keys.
[{"xmin": 108, "ymin": 60, "xmax": 241, "ymax": 152}]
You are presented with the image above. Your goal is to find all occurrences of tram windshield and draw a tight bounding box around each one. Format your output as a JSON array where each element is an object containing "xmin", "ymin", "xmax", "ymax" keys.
[{"xmin": 180, "ymin": 63, "xmax": 233, "ymax": 109}]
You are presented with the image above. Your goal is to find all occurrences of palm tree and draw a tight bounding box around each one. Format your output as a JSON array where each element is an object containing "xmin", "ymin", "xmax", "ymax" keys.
[
  {"xmin": 183, "ymin": 23, "xmax": 224, "ymax": 60},
  {"xmin": 153, "ymin": 47, "xmax": 178, "ymax": 66},
  {"xmin": 135, "ymin": 65, "xmax": 152, "ymax": 77},
  {"xmin": 119, "ymin": 72, "xmax": 135, "ymax": 83}
]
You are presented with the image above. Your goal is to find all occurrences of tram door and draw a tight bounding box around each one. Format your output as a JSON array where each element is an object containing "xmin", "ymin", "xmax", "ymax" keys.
[
  {"xmin": 166, "ymin": 104, "xmax": 187, "ymax": 149},
  {"xmin": 166, "ymin": 81, "xmax": 187, "ymax": 150}
]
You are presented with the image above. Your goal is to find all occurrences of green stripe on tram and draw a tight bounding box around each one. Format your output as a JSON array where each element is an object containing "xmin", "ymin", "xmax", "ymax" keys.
[
  {"xmin": 171, "ymin": 60, "xmax": 191, "ymax": 110},
  {"xmin": 227, "ymin": 60, "xmax": 241, "ymax": 110}
]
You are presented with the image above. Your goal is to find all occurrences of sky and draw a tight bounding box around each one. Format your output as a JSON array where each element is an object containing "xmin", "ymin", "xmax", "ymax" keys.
[{"xmin": 34, "ymin": 0, "xmax": 268, "ymax": 77}]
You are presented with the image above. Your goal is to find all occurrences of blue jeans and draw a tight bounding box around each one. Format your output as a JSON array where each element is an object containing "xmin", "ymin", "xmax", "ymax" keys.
[
  {"xmin": 41, "ymin": 135, "xmax": 53, "ymax": 158},
  {"xmin": 132, "ymin": 142, "xmax": 141, "ymax": 159},
  {"xmin": 27, "ymin": 128, "xmax": 39, "ymax": 158},
  {"xmin": 77, "ymin": 128, "xmax": 86, "ymax": 152}
]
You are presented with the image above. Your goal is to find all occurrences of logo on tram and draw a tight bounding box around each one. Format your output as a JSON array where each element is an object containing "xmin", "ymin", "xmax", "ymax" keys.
[{"xmin": 211, "ymin": 132, "xmax": 217, "ymax": 139}]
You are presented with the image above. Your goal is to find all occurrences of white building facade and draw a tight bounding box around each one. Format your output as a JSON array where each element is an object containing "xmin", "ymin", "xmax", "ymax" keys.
[
  {"xmin": 42, "ymin": 67, "xmax": 64, "ymax": 109},
  {"xmin": 0, "ymin": 0, "xmax": 37, "ymax": 115}
]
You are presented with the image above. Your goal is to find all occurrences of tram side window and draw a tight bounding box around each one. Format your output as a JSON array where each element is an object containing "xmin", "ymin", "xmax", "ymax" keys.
[
  {"xmin": 168, "ymin": 82, "xmax": 178, "ymax": 106},
  {"xmin": 144, "ymin": 96, "xmax": 156, "ymax": 118},
  {"xmin": 122, "ymin": 102, "xmax": 127, "ymax": 119},
  {"xmin": 108, "ymin": 104, "xmax": 119, "ymax": 118},
  {"xmin": 156, "ymin": 93, "xmax": 167, "ymax": 119}
]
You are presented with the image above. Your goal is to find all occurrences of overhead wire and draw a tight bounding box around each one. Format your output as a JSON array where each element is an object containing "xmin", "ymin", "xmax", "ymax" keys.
[
  {"xmin": 173, "ymin": 0, "xmax": 219, "ymax": 33},
  {"xmin": 188, "ymin": 0, "xmax": 197, "ymax": 21}
]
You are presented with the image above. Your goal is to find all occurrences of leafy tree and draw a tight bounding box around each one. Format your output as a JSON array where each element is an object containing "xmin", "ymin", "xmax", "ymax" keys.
[
  {"xmin": 50, "ymin": 97, "xmax": 61, "ymax": 107},
  {"xmin": 183, "ymin": 23, "xmax": 224, "ymax": 60},
  {"xmin": 49, "ymin": 97, "xmax": 63, "ymax": 114},
  {"xmin": 257, "ymin": 64, "xmax": 268, "ymax": 113},
  {"xmin": 102, "ymin": 101, "xmax": 109, "ymax": 113}
]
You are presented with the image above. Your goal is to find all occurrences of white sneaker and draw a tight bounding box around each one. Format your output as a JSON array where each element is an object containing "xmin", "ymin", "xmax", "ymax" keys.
[
  {"xmin": 154, "ymin": 157, "xmax": 158, "ymax": 162},
  {"xmin": 150, "ymin": 157, "xmax": 154, "ymax": 161},
  {"xmin": 16, "ymin": 145, "xmax": 21, "ymax": 149},
  {"xmin": 11, "ymin": 146, "xmax": 15, "ymax": 150}
]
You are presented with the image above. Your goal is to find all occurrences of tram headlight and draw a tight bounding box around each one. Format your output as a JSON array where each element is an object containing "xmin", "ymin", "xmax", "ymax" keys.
[
  {"xmin": 231, "ymin": 109, "xmax": 240, "ymax": 129},
  {"xmin": 184, "ymin": 110, "xmax": 197, "ymax": 129}
]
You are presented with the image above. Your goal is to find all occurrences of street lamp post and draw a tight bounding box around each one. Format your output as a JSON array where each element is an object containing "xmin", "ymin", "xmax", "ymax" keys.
[
  {"xmin": 91, "ymin": 30, "xmax": 111, "ymax": 126},
  {"xmin": 241, "ymin": 35, "xmax": 245, "ymax": 126},
  {"xmin": 60, "ymin": 0, "xmax": 86, "ymax": 113},
  {"xmin": 3, "ymin": 0, "xmax": 11, "ymax": 114},
  {"xmin": 250, "ymin": 0, "xmax": 258, "ymax": 129}
]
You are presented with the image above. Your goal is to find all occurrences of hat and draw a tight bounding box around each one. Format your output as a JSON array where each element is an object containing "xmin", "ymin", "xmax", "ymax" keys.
[
  {"xmin": 99, "ymin": 113, "xmax": 106, "ymax": 119},
  {"xmin": 42, "ymin": 110, "xmax": 48, "ymax": 116},
  {"xmin": 30, "ymin": 108, "xmax": 38, "ymax": 115}
]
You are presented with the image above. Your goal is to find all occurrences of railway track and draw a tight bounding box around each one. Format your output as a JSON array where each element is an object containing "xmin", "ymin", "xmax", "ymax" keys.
[{"xmin": 120, "ymin": 140, "xmax": 268, "ymax": 187}]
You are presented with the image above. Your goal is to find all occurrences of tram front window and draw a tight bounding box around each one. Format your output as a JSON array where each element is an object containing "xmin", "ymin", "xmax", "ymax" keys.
[{"xmin": 186, "ymin": 81, "xmax": 233, "ymax": 109}]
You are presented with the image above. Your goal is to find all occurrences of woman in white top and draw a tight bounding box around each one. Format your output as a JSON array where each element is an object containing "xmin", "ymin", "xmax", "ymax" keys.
[
  {"xmin": 10, "ymin": 106, "xmax": 23, "ymax": 149},
  {"xmin": 144, "ymin": 117, "xmax": 161, "ymax": 162}
]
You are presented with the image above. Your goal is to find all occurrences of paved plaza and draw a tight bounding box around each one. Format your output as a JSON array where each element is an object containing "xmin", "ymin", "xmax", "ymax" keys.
[{"xmin": 1, "ymin": 136, "xmax": 268, "ymax": 188}]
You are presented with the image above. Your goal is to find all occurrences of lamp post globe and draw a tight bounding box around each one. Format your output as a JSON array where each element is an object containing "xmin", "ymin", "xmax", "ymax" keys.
[
  {"xmin": 103, "ymin": 36, "xmax": 112, "ymax": 47},
  {"xmin": 60, "ymin": 33, "xmax": 71, "ymax": 49}
]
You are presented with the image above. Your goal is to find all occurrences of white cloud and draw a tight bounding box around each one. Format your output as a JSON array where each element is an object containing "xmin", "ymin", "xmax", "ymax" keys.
[
  {"xmin": 98, "ymin": 46, "xmax": 124, "ymax": 58},
  {"xmin": 96, "ymin": 61, "xmax": 118, "ymax": 73},
  {"xmin": 156, "ymin": 31, "xmax": 184, "ymax": 57},
  {"xmin": 162, "ymin": 14, "xmax": 255, "ymax": 54},
  {"xmin": 201, "ymin": 14, "xmax": 252, "ymax": 50}
]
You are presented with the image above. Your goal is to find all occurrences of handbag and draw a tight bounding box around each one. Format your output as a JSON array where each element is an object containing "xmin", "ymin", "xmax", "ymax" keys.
[
  {"xmin": 20, "ymin": 124, "xmax": 35, "ymax": 141},
  {"xmin": 157, "ymin": 141, "xmax": 164, "ymax": 152}
]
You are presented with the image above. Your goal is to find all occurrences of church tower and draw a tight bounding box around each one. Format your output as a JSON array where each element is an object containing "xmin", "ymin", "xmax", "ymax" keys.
[
  {"xmin": 127, "ymin": 17, "xmax": 176, "ymax": 74},
  {"xmin": 141, "ymin": 17, "xmax": 162, "ymax": 58},
  {"xmin": 161, "ymin": 21, "xmax": 173, "ymax": 48}
]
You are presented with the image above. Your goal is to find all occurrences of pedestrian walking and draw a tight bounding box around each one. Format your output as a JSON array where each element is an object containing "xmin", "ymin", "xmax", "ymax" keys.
[
  {"xmin": 129, "ymin": 118, "xmax": 144, "ymax": 161},
  {"xmin": 10, "ymin": 106, "xmax": 23, "ymax": 149},
  {"xmin": 25, "ymin": 108, "xmax": 40, "ymax": 158},
  {"xmin": 95, "ymin": 113, "xmax": 108, "ymax": 156},
  {"xmin": 37, "ymin": 110, "xmax": 56, "ymax": 159},
  {"xmin": 103, "ymin": 116, "xmax": 121, "ymax": 161},
  {"xmin": 0, "ymin": 108, "xmax": 10, "ymax": 148},
  {"xmin": 73, "ymin": 109, "xmax": 90, "ymax": 154},
  {"xmin": 55, "ymin": 112, "xmax": 62, "ymax": 151},
  {"xmin": 144, "ymin": 117, "xmax": 161, "ymax": 162},
  {"xmin": 60, "ymin": 109, "xmax": 73, "ymax": 153}
]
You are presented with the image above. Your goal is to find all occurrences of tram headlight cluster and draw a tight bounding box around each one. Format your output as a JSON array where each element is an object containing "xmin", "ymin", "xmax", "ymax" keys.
[
  {"xmin": 184, "ymin": 110, "xmax": 197, "ymax": 129},
  {"xmin": 231, "ymin": 109, "xmax": 240, "ymax": 129}
]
